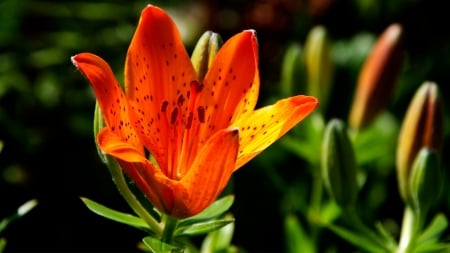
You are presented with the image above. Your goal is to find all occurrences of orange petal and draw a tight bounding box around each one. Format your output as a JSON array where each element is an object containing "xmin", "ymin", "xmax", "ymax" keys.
[
  {"xmin": 233, "ymin": 95, "xmax": 318, "ymax": 170},
  {"xmin": 195, "ymin": 30, "xmax": 259, "ymax": 146},
  {"xmin": 98, "ymin": 128, "xmax": 184, "ymax": 214},
  {"xmin": 125, "ymin": 5, "xmax": 197, "ymax": 171},
  {"xmin": 171, "ymin": 128, "xmax": 239, "ymax": 218},
  {"xmin": 71, "ymin": 53, "xmax": 141, "ymax": 150},
  {"xmin": 97, "ymin": 128, "xmax": 146, "ymax": 163}
]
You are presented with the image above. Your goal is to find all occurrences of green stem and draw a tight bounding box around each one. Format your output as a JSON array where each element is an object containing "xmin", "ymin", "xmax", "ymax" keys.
[
  {"xmin": 307, "ymin": 164, "xmax": 323, "ymax": 251},
  {"xmin": 161, "ymin": 214, "xmax": 178, "ymax": 243},
  {"xmin": 107, "ymin": 156, "xmax": 163, "ymax": 236},
  {"xmin": 397, "ymin": 206, "xmax": 422, "ymax": 253},
  {"xmin": 309, "ymin": 165, "xmax": 323, "ymax": 219}
]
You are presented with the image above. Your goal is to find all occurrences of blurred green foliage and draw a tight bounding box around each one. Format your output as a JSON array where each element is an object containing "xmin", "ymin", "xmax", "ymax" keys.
[{"xmin": 0, "ymin": 0, "xmax": 449, "ymax": 251}]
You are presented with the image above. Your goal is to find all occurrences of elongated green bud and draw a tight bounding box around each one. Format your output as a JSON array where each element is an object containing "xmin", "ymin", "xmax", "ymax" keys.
[
  {"xmin": 94, "ymin": 101, "xmax": 107, "ymax": 163},
  {"xmin": 396, "ymin": 81, "xmax": 444, "ymax": 203},
  {"xmin": 304, "ymin": 25, "xmax": 334, "ymax": 111},
  {"xmin": 408, "ymin": 148, "xmax": 443, "ymax": 212},
  {"xmin": 280, "ymin": 43, "xmax": 304, "ymax": 97},
  {"xmin": 349, "ymin": 23, "xmax": 404, "ymax": 129},
  {"xmin": 321, "ymin": 119, "xmax": 358, "ymax": 207},
  {"xmin": 191, "ymin": 31, "xmax": 223, "ymax": 80}
]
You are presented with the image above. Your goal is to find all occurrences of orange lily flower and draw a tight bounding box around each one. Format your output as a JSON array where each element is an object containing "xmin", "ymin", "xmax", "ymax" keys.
[{"xmin": 72, "ymin": 5, "xmax": 318, "ymax": 218}]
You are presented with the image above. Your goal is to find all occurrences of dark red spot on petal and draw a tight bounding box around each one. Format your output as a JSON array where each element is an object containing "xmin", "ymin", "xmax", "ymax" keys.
[
  {"xmin": 170, "ymin": 108, "xmax": 178, "ymax": 124},
  {"xmin": 161, "ymin": 101, "xmax": 169, "ymax": 112}
]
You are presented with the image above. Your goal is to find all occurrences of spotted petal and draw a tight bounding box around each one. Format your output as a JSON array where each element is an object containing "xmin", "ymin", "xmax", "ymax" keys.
[
  {"xmin": 97, "ymin": 128, "xmax": 183, "ymax": 214},
  {"xmin": 233, "ymin": 95, "xmax": 319, "ymax": 170},
  {"xmin": 125, "ymin": 5, "xmax": 197, "ymax": 173},
  {"xmin": 196, "ymin": 30, "xmax": 260, "ymax": 145},
  {"xmin": 71, "ymin": 53, "xmax": 142, "ymax": 151},
  {"xmin": 171, "ymin": 128, "xmax": 239, "ymax": 218}
]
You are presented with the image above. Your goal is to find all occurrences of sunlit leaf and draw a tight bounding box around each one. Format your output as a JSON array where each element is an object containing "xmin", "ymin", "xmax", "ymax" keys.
[
  {"xmin": 179, "ymin": 195, "xmax": 234, "ymax": 227},
  {"xmin": 284, "ymin": 214, "xmax": 315, "ymax": 253},
  {"xmin": 176, "ymin": 217, "xmax": 235, "ymax": 236},
  {"xmin": 80, "ymin": 197, "xmax": 151, "ymax": 233},
  {"xmin": 417, "ymin": 213, "xmax": 448, "ymax": 245},
  {"xmin": 416, "ymin": 243, "xmax": 450, "ymax": 253},
  {"xmin": 142, "ymin": 236, "xmax": 183, "ymax": 253},
  {"xmin": 201, "ymin": 214, "xmax": 235, "ymax": 252}
]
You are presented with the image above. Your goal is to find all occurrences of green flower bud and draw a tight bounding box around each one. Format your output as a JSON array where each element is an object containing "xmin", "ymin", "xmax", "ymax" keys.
[
  {"xmin": 322, "ymin": 119, "xmax": 358, "ymax": 207},
  {"xmin": 280, "ymin": 43, "xmax": 304, "ymax": 97},
  {"xmin": 191, "ymin": 31, "xmax": 223, "ymax": 80},
  {"xmin": 93, "ymin": 101, "xmax": 107, "ymax": 163},
  {"xmin": 396, "ymin": 81, "xmax": 444, "ymax": 203},
  {"xmin": 349, "ymin": 23, "xmax": 404, "ymax": 129},
  {"xmin": 305, "ymin": 25, "xmax": 334, "ymax": 111},
  {"xmin": 408, "ymin": 148, "xmax": 443, "ymax": 212}
]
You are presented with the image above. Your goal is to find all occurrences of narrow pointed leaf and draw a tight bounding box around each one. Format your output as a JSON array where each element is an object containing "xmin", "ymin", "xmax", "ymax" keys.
[
  {"xmin": 176, "ymin": 217, "xmax": 235, "ymax": 236},
  {"xmin": 201, "ymin": 214, "xmax": 235, "ymax": 252},
  {"xmin": 416, "ymin": 243, "xmax": 450, "ymax": 253},
  {"xmin": 179, "ymin": 195, "xmax": 234, "ymax": 227},
  {"xmin": 284, "ymin": 214, "xmax": 315, "ymax": 253},
  {"xmin": 417, "ymin": 213, "xmax": 448, "ymax": 244},
  {"xmin": 375, "ymin": 222, "xmax": 397, "ymax": 249},
  {"xmin": 81, "ymin": 197, "xmax": 151, "ymax": 232},
  {"xmin": 142, "ymin": 236, "xmax": 183, "ymax": 253},
  {"xmin": 326, "ymin": 223, "xmax": 386, "ymax": 253}
]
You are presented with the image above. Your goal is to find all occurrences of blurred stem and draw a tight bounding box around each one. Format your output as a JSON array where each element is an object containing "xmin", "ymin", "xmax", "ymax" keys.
[
  {"xmin": 343, "ymin": 207, "xmax": 392, "ymax": 252},
  {"xmin": 161, "ymin": 215, "xmax": 178, "ymax": 243},
  {"xmin": 108, "ymin": 157, "xmax": 163, "ymax": 236},
  {"xmin": 309, "ymin": 165, "xmax": 323, "ymax": 216},
  {"xmin": 397, "ymin": 206, "xmax": 421, "ymax": 253},
  {"xmin": 308, "ymin": 164, "xmax": 323, "ymax": 244}
]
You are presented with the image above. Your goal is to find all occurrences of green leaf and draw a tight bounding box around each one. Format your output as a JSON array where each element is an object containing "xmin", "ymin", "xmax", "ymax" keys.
[
  {"xmin": 319, "ymin": 201, "xmax": 341, "ymax": 224},
  {"xmin": 325, "ymin": 223, "xmax": 386, "ymax": 253},
  {"xmin": 142, "ymin": 236, "xmax": 183, "ymax": 253},
  {"xmin": 284, "ymin": 214, "xmax": 315, "ymax": 253},
  {"xmin": 417, "ymin": 213, "xmax": 448, "ymax": 245},
  {"xmin": 374, "ymin": 222, "xmax": 397, "ymax": 249},
  {"xmin": 352, "ymin": 112, "xmax": 398, "ymax": 174},
  {"xmin": 179, "ymin": 195, "xmax": 234, "ymax": 227},
  {"xmin": 416, "ymin": 243, "xmax": 450, "ymax": 253},
  {"xmin": 80, "ymin": 197, "xmax": 152, "ymax": 233},
  {"xmin": 200, "ymin": 214, "xmax": 235, "ymax": 253},
  {"xmin": 176, "ymin": 217, "xmax": 235, "ymax": 237},
  {"xmin": 0, "ymin": 238, "xmax": 6, "ymax": 253}
]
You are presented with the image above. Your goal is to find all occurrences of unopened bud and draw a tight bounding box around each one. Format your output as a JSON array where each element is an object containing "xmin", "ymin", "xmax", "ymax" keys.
[
  {"xmin": 321, "ymin": 119, "xmax": 358, "ymax": 207},
  {"xmin": 408, "ymin": 148, "xmax": 443, "ymax": 212},
  {"xmin": 191, "ymin": 31, "xmax": 223, "ymax": 80},
  {"xmin": 280, "ymin": 43, "xmax": 304, "ymax": 97},
  {"xmin": 349, "ymin": 23, "xmax": 404, "ymax": 129},
  {"xmin": 305, "ymin": 25, "xmax": 334, "ymax": 111},
  {"xmin": 396, "ymin": 81, "xmax": 444, "ymax": 203},
  {"xmin": 94, "ymin": 101, "xmax": 107, "ymax": 163}
]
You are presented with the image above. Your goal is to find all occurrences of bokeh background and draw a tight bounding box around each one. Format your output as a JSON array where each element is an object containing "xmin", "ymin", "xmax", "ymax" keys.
[{"xmin": 1, "ymin": 0, "xmax": 449, "ymax": 252}]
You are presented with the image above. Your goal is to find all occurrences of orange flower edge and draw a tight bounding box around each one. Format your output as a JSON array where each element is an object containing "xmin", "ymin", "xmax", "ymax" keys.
[{"xmin": 72, "ymin": 5, "xmax": 318, "ymax": 218}]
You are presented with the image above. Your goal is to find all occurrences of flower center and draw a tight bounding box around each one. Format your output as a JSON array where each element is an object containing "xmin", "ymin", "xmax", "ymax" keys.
[{"xmin": 161, "ymin": 80, "xmax": 205, "ymax": 180}]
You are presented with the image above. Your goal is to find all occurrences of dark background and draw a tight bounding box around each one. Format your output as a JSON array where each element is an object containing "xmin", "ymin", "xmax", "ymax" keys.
[{"xmin": 1, "ymin": 0, "xmax": 449, "ymax": 251}]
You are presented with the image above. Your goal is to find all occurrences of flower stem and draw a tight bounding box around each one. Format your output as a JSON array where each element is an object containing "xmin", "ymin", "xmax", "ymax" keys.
[
  {"xmin": 161, "ymin": 214, "xmax": 178, "ymax": 244},
  {"xmin": 107, "ymin": 156, "xmax": 163, "ymax": 235}
]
